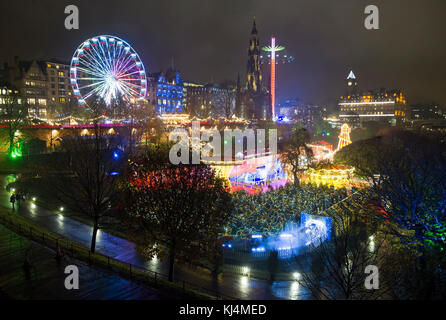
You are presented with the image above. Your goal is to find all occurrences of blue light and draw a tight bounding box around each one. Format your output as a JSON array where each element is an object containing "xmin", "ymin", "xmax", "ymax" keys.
[
  {"xmin": 279, "ymin": 233, "xmax": 293, "ymax": 238},
  {"xmin": 113, "ymin": 151, "xmax": 119, "ymax": 159},
  {"xmin": 251, "ymin": 234, "xmax": 263, "ymax": 239},
  {"xmin": 301, "ymin": 213, "xmax": 332, "ymax": 245}
]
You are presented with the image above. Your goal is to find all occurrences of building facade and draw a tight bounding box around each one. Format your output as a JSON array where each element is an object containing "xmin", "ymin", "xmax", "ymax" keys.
[
  {"xmin": 0, "ymin": 57, "xmax": 74, "ymax": 117},
  {"xmin": 338, "ymin": 71, "xmax": 409, "ymax": 124},
  {"xmin": 183, "ymin": 81, "xmax": 235, "ymax": 118},
  {"xmin": 44, "ymin": 60, "xmax": 74, "ymax": 114},
  {"xmin": 0, "ymin": 84, "xmax": 22, "ymax": 114},
  {"xmin": 411, "ymin": 103, "xmax": 445, "ymax": 120},
  {"xmin": 278, "ymin": 99, "xmax": 325, "ymax": 126},
  {"xmin": 147, "ymin": 68, "xmax": 184, "ymax": 114}
]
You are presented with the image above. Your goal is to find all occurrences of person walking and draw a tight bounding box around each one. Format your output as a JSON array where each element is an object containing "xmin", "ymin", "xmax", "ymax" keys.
[{"xmin": 10, "ymin": 194, "xmax": 16, "ymax": 210}]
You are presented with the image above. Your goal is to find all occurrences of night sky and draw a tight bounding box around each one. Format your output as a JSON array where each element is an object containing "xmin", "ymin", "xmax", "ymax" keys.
[{"xmin": 1, "ymin": 0, "xmax": 445, "ymax": 111}]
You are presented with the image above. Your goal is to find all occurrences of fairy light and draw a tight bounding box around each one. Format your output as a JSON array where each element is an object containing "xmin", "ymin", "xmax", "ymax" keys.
[{"xmin": 336, "ymin": 123, "xmax": 352, "ymax": 151}]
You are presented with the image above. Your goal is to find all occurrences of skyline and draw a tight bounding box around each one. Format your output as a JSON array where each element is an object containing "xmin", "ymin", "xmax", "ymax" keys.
[{"xmin": 1, "ymin": 0, "xmax": 446, "ymax": 109}]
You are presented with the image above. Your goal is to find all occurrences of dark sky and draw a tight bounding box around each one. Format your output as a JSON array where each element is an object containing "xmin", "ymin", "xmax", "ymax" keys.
[{"xmin": 1, "ymin": 0, "xmax": 446, "ymax": 110}]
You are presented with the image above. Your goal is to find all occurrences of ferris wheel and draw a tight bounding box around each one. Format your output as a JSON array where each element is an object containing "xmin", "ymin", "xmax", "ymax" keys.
[{"xmin": 70, "ymin": 35, "xmax": 147, "ymax": 107}]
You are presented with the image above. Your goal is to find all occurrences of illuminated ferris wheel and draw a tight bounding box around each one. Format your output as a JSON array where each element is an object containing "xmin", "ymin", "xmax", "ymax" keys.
[{"xmin": 70, "ymin": 35, "xmax": 147, "ymax": 107}]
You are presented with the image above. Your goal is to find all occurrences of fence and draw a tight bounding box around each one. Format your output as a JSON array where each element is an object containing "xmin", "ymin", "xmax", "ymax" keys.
[
  {"xmin": 224, "ymin": 247, "xmax": 302, "ymax": 259},
  {"xmin": 0, "ymin": 213, "xmax": 237, "ymax": 300}
]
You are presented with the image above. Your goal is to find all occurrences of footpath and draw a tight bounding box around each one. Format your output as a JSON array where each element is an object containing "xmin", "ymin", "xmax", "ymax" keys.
[{"xmin": 0, "ymin": 223, "xmax": 180, "ymax": 299}]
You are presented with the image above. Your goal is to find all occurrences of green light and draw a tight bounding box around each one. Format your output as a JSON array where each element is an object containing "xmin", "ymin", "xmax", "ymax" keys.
[
  {"xmin": 224, "ymin": 140, "xmax": 228, "ymax": 145},
  {"xmin": 327, "ymin": 132, "xmax": 331, "ymax": 136},
  {"xmin": 9, "ymin": 142, "xmax": 23, "ymax": 159},
  {"xmin": 262, "ymin": 45, "xmax": 285, "ymax": 52}
]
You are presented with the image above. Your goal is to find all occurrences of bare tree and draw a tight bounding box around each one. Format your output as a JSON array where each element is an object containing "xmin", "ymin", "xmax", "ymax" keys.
[
  {"xmin": 220, "ymin": 88, "xmax": 236, "ymax": 118},
  {"xmin": 0, "ymin": 93, "xmax": 29, "ymax": 157},
  {"xmin": 280, "ymin": 126, "xmax": 313, "ymax": 186},
  {"xmin": 296, "ymin": 194, "xmax": 392, "ymax": 300},
  {"xmin": 142, "ymin": 117, "xmax": 165, "ymax": 145},
  {"xmin": 47, "ymin": 100, "xmax": 123, "ymax": 253}
]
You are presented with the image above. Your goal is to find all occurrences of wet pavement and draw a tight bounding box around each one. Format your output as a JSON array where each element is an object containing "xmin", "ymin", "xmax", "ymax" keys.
[
  {"xmin": 0, "ymin": 224, "xmax": 177, "ymax": 299},
  {"xmin": 1, "ymin": 174, "xmax": 311, "ymax": 300}
]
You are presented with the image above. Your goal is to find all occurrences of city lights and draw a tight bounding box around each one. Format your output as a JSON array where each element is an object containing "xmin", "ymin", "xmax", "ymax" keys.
[{"xmin": 0, "ymin": 1, "xmax": 443, "ymax": 304}]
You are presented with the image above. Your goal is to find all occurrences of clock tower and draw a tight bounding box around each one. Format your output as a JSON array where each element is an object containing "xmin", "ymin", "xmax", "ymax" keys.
[{"xmin": 346, "ymin": 70, "xmax": 358, "ymax": 93}]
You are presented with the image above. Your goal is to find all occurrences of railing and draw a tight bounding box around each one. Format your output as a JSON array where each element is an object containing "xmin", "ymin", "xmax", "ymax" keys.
[
  {"xmin": 0, "ymin": 213, "xmax": 237, "ymax": 300},
  {"xmin": 224, "ymin": 247, "xmax": 301, "ymax": 258}
]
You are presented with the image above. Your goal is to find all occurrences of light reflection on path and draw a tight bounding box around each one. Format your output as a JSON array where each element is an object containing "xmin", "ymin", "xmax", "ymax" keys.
[{"xmin": 0, "ymin": 174, "xmax": 310, "ymax": 300}]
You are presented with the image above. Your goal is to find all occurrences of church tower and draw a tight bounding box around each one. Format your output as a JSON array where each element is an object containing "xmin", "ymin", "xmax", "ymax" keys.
[
  {"xmin": 244, "ymin": 18, "xmax": 268, "ymax": 120},
  {"xmin": 246, "ymin": 18, "xmax": 263, "ymax": 94}
]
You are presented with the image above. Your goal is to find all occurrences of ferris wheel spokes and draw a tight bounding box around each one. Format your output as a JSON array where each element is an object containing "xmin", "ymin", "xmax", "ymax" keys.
[{"xmin": 70, "ymin": 35, "xmax": 147, "ymax": 108}]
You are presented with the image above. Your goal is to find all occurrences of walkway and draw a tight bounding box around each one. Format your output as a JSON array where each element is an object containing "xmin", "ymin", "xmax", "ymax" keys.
[
  {"xmin": 1, "ymin": 174, "xmax": 309, "ymax": 300},
  {"xmin": 0, "ymin": 224, "xmax": 176, "ymax": 300}
]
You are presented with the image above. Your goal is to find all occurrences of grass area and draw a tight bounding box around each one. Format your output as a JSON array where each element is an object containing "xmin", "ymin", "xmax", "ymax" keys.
[
  {"xmin": 0, "ymin": 153, "xmax": 54, "ymax": 174},
  {"xmin": 0, "ymin": 208, "xmax": 219, "ymax": 300}
]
